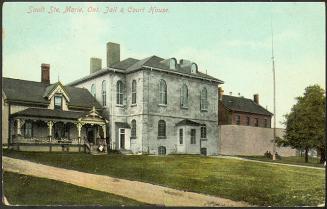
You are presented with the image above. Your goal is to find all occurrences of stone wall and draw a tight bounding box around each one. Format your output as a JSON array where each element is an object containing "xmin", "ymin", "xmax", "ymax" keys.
[
  {"xmin": 73, "ymin": 68, "xmax": 220, "ymax": 155},
  {"xmin": 218, "ymin": 125, "xmax": 296, "ymax": 156}
]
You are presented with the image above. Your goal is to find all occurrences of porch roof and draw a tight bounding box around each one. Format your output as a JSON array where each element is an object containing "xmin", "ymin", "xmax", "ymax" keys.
[
  {"xmin": 12, "ymin": 108, "xmax": 86, "ymax": 120},
  {"xmin": 175, "ymin": 119, "xmax": 201, "ymax": 126}
]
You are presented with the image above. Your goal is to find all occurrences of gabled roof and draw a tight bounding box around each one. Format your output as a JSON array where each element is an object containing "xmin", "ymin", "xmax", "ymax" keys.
[
  {"xmin": 176, "ymin": 119, "xmax": 201, "ymax": 126},
  {"xmin": 43, "ymin": 81, "xmax": 70, "ymax": 99},
  {"xmin": 2, "ymin": 77, "xmax": 102, "ymax": 109},
  {"xmin": 221, "ymin": 95, "xmax": 273, "ymax": 116},
  {"xmin": 68, "ymin": 55, "xmax": 224, "ymax": 86}
]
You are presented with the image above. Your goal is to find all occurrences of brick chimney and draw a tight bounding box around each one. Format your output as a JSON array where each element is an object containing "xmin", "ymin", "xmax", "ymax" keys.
[
  {"xmin": 90, "ymin": 57, "xmax": 102, "ymax": 74},
  {"xmin": 41, "ymin": 63, "xmax": 50, "ymax": 85},
  {"xmin": 106, "ymin": 42, "xmax": 120, "ymax": 67},
  {"xmin": 253, "ymin": 94, "xmax": 259, "ymax": 104},
  {"xmin": 218, "ymin": 87, "xmax": 224, "ymax": 101}
]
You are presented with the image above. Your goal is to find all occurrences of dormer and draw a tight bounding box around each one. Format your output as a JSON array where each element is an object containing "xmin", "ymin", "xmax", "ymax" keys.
[
  {"xmin": 43, "ymin": 82, "xmax": 70, "ymax": 110},
  {"xmin": 191, "ymin": 63, "xmax": 198, "ymax": 74},
  {"xmin": 160, "ymin": 58, "xmax": 177, "ymax": 70}
]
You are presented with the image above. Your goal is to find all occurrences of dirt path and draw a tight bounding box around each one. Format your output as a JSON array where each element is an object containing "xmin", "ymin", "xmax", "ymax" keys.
[
  {"xmin": 212, "ymin": 156, "xmax": 325, "ymax": 170},
  {"xmin": 3, "ymin": 156, "xmax": 251, "ymax": 207}
]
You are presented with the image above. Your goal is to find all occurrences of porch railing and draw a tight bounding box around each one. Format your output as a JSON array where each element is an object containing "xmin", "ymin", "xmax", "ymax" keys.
[{"xmin": 12, "ymin": 136, "xmax": 81, "ymax": 145}]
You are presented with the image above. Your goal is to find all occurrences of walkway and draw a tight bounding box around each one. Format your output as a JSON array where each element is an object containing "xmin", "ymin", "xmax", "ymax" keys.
[
  {"xmin": 212, "ymin": 155, "xmax": 325, "ymax": 170},
  {"xmin": 3, "ymin": 156, "xmax": 250, "ymax": 207}
]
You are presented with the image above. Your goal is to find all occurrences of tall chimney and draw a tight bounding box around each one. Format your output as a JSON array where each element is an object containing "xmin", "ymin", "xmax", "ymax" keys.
[
  {"xmin": 254, "ymin": 94, "xmax": 259, "ymax": 104},
  {"xmin": 90, "ymin": 57, "xmax": 102, "ymax": 74},
  {"xmin": 218, "ymin": 87, "xmax": 224, "ymax": 101},
  {"xmin": 107, "ymin": 42, "xmax": 120, "ymax": 67},
  {"xmin": 41, "ymin": 63, "xmax": 50, "ymax": 85}
]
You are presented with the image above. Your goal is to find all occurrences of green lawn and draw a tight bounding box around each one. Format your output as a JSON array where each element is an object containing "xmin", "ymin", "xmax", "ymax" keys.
[
  {"xmin": 238, "ymin": 155, "xmax": 324, "ymax": 167},
  {"xmin": 3, "ymin": 150, "xmax": 325, "ymax": 206},
  {"xmin": 3, "ymin": 171, "xmax": 146, "ymax": 206}
]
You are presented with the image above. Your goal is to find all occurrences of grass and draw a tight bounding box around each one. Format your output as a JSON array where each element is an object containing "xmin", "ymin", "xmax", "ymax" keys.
[
  {"xmin": 3, "ymin": 149, "xmax": 325, "ymax": 206},
  {"xmin": 3, "ymin": 171, "xmax": 146, "ymax": 206},
  {"xmin": 238, "ymin": 155, "xmax": 324, "ymax": 168}
]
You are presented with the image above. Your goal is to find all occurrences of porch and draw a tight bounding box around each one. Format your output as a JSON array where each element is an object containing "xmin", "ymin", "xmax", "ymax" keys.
[{"xmin": 9, "ymin": 107, "xmax": 108, "ymax": 154}]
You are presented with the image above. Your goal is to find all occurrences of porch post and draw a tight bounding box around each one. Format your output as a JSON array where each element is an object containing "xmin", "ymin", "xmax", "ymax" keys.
[
  {"xmin": 16, "ymin": 119, "xmax": 21, "ymax": 136},
  {"xmin": 47, "ymin": 121, "xmax": 54, "ymax": 142},
  {"xmin": 77, "ymin": 123, "xmax": 82, "ymax": 144},
  {"xmin": 102, "ymin": 124, "xmax": 106, "ymax": 139}
]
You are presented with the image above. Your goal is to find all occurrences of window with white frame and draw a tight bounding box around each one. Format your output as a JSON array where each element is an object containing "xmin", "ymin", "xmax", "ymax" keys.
[
  {"xmin": 158, "ymin": 120, "xmax": 166, "ymax": 138},
  {"xmin": 200, "ymin": 124, "xmax": 207, "ymax": 139},
  {"xmin": 91, "ymin": 84, "xmax": 96, "ymax": 98},
  {"xmin": 102, "ymin": 80, "xmax": 107, "ymax": 106},
  {"xmin": 132, "ymin": 80, "xmax": 137, "ymax": 104},
  {"xmin": 54, "ymin": 95, "xmax": 62, "ymax": 110},
  {"xmin": 116, "ymin": 80, "xmax": 124, "ymax": 105},
  {"xmin": 200, "ymin": 87, "xmax": 208, "ymax": 110},
  {"xmin": 181, "ymin": 84, "xmax": 188, "ymax": 108},
  {"xmin": 159, "ymin": 79, "xmax": 167, "ymax": 105}
]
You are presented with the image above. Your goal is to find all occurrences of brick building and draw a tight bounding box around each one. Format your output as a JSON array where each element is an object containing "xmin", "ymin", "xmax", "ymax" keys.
[{"xmin": 218, "ymin": 87, "xmax": 273, "ymax": 128}]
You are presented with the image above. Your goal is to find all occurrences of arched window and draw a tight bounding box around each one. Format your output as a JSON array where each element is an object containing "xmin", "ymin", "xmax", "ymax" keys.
[
  {"xmin": 158, "ymin": 146, "xmax": 166, "ymax": 155},
  {"xmin": 159, "ymin": 79, "xmax": 167, "ymax": 105},
  {"xmin": 158, "ymin": 120, "xmax": 166, "ymax": 138},
  {"xmin": 91, "ymin": 84, "xmax": 96, "ymax": 98},
  {"xmin": 132, "ymin": 80, "xmax": 137, "ymax": 104},
  {"xmin": 131, "ymin": 119, "xmax": 136, "ymax": 138},
  {"xmin": 181, "ymin": 84, "xmax": 188, "ymax": 108},
  {"xmin": 116, "ymin": 80, "xmax": 124, "ymax": 105},
  {"xmin": 200, "ymin": 87, "xmax": 208, "ymax": 110},
  {"xmin": 102, "ymin": 80, "xmax": 107, "ymax": 106}
]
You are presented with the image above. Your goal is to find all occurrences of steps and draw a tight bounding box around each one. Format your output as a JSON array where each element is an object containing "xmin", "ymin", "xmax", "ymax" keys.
[{"xmin": 119, "ymin": 149, "xmax": 133, "ymax": 155}]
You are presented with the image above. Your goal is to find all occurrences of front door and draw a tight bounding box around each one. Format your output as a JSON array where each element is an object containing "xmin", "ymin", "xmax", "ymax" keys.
[
  {"xmin": 119, "ymin": 128, "xmax": 125, "ymax": 149},
  {"xmin": 87, "ymin": 128, "xmax": 94, "ymax": 144}
]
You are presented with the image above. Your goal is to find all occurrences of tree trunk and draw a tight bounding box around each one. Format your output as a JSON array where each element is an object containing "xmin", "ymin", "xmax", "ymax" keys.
[
  {"xmin": 304, "ymin": 148, "xmax": 309, "ymax": 163},
  {"xmin": 319, "ymin": 147, "xmax": 326, "ymax": 164}
]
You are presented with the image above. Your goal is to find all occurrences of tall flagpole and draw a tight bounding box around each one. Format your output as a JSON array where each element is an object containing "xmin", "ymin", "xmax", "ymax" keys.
[{"xmin": 271, "ymin": 8, "xmax": 276, "ymax": 161}]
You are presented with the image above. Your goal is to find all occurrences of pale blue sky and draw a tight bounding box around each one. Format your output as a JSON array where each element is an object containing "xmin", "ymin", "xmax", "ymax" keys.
[{"xmin": 2, "ymin": 2, "xmax": 325, "ymax": 127}]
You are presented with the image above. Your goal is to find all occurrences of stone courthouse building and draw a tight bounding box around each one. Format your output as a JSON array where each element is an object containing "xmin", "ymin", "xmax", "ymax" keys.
[{"xmin": 69, "ymin": 42, "xmax": 224, "ymax": 155}]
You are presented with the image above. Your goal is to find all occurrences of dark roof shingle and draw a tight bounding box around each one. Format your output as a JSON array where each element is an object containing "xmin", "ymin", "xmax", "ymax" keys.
[
  {"xmin": 3, "ymin": 77, "xmax": 102, "ymax": 109},
  {"xmin": 221, "ymin": 95, "xmax": 273, "ymax": 116},
  {"xmin": 68, "ymin": 55, "xmax": 224, "ymax": 85}
]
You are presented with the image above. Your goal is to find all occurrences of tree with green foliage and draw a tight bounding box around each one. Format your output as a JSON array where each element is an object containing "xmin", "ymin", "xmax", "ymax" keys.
[{"xmin": 276, "ymin": 85, "xmax": 325, "ymax": 163}]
